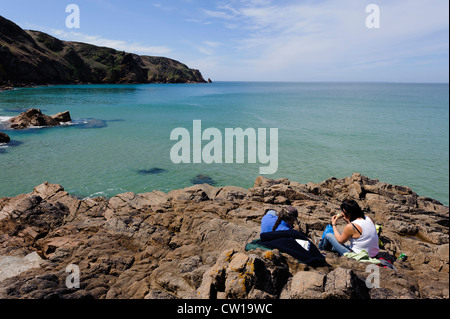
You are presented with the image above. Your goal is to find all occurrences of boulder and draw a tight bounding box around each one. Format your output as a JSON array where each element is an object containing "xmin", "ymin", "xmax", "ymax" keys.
[
  {"xmin": 197, "ymin": 249, "xmax": 290, "ymax": 299},
  {"xmin": 0, "ymin": 131, "xmax": 10, "ymax": 143},
  {"xmin": 9, "ymin": 108, "xmax": 71, "ymax": 129},
  {"xmin": 168, "ymin": 183, "xmax": 220, "ymax": 202},
  {"xmin": 215, "ymin": 186, "xmax": 249, "ymax": 202},
  {"xmin": 0, "ymin": 252, "xmax": 43, "ymax": 283},
  {"xmin": 281, "ymin": 271, "xmax": 325, "ymax": 299},
  {"xmin": 51, "ymin": 111, "xmax": 72, "ymax": 123},
  {"xmin": 323, "ymin": 267, "xmax": 369, "ymax": 299}
]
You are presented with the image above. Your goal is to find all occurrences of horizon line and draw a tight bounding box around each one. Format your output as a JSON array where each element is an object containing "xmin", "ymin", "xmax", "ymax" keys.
[{"xmin": 207, "ymin": 80, "xmax": 450, "ymax": 85}]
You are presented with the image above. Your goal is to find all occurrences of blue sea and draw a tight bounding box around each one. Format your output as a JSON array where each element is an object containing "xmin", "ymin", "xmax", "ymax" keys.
[{"xmin": 0, "ymin": 82, "xmax": 448, "ymax": 205}]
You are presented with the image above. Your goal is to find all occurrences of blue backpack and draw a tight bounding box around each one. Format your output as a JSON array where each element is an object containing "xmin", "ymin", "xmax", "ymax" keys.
[{"xmin": 321, "ymin": 224, "xmax": 334, "ymax": 240}]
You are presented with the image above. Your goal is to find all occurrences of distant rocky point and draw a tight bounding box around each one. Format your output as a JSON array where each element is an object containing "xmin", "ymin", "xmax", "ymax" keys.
[
  {"xmin": 0, "ymin": 15, "xmax": 207, "ymax": 88},
  {"xmin": 0, "ymin": 174, "xmax": 448, "ymax": 299},
  {"xmin": 8, "ymin": 108, "xmax": 71, "ymax": 130}
]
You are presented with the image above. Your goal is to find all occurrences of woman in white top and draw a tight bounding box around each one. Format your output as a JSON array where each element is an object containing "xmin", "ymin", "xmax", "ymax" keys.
[{"xmin": 319, "ymin": 199, "xmax": 379, "ymax": 258}]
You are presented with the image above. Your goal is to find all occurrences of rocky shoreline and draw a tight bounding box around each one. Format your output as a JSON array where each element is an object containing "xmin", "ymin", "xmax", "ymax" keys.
[
  {"xmin": 0, "ymin": 174, "xmax": 448, "ymax": 299},
  {"xmin": 0, "ymin": 85, "xmax": 13, "ymax": 92}
]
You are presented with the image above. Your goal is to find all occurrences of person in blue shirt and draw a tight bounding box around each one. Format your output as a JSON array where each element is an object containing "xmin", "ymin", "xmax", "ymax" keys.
[{"xmin": 261, "ymin": 206, "xmax": 299, "ymax": 234}]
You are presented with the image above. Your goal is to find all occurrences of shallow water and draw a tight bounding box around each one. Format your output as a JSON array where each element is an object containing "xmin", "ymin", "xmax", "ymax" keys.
[{"xmin": 0, "ymin": 82, "xmax": 448, "ymax": 205}]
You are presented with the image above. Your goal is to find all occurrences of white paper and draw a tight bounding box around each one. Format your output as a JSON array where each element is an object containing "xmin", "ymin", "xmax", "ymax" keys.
[{"xmin": 296, "ymin": 239, "xmax": 310, "ymax": 251}]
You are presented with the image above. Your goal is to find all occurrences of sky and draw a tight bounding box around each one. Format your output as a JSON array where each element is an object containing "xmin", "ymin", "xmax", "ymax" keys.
[{"xmin": 0, "ymin": 0, "xmax": 448, "ymax": 82}]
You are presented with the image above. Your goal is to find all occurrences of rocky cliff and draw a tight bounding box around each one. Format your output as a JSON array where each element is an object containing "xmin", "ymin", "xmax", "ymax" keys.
[
  {"xmin": 0, "ymin": 174, "xmax": 448, "ymax": 299},
  {"xmin": 0, "ymin": 16, "xmax": 206, "ymax": 87}
]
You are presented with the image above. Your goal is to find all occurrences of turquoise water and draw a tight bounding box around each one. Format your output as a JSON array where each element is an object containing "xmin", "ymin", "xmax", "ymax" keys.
[{"xmin": 0, "ymin": 82, "xmax": 448, "ymax": 205}]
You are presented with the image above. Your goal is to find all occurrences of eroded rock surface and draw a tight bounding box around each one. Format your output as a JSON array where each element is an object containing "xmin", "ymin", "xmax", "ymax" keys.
[
  {"xmin": 8, "ymin": 109, "xmax": 71, "ymax": 130},
  {"xmin": 0, "ymin": 174, "xmax": 448, "ymax": 299}
]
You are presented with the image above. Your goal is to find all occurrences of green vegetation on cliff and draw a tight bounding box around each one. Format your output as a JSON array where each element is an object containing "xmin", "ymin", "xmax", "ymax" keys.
[{"xmin": 0, "ymin": 16, "xmax": 206, "ymax": 86}]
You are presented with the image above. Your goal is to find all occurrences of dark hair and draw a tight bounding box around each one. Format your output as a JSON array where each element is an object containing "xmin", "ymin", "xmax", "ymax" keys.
[
  {"xmin": 272, "ymin": 206, "xmax": 298, "ymax": 231},
  {"xmin": 340, "ymin": 199, "xmax": 365, "ymax": 221}
]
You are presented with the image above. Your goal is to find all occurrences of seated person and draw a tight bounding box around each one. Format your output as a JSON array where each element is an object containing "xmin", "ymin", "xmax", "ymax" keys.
[
  {"xmin": 261, "ymin": 206, "xmax": 298, "ymax": 234},
  {"xmin": 256, "ymin": 206, "xmax": 325, "ymax": 265},
  {"xmin": 319, "ymin": 199, "xmax": 379, "ymax": 258}
]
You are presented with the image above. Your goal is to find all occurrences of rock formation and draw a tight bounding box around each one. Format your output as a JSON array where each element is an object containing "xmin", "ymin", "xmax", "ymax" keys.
[
  {"xmin": 51, "ymin": 111, "xmax": 72, "ymax": 124},
  {"xmin": 0, "ymin": 131, "xmax": 9, "ymax": 143},
  {"xmin": 0, "ymin": 15, "xmax": 207, "ymax": 87},
  {"xmin": 0, "ymin": 174, "xmax": 448, "ymax": 299},
  {"xmin": 8, "ymin": 109, "xmax": 71, "ymax": 130}
]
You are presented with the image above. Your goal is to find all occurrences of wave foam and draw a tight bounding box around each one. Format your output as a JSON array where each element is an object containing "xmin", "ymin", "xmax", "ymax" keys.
[{"xmin": 0, "ymin": 116, "xmax": 13, "ymax": 122}]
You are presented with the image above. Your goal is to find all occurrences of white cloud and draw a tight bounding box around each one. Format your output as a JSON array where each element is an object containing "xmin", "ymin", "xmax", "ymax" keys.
[
  {"xmin": 202, "ymin": 9, "xmax": 236, "ymax": 20},
  {"xmin": 22, "ymin": 23, "xmax": 172, "ymax": 56},
  {"xmin": 51, "ymin": 29, "xmax": 172, "ymax": 56},
  {"xmin": 18, "ymin": 0, "xmax": 449, "ymax": 81},
  {"xmin": 183, "ymin": 40, "xmax": 224, "ymax": 56},
  {"xmin": 203, "ymin": 41, "xmax": 222, "ymax": 48},
  {"xmin": 199, "ymin": 0, "xmax": 449, "ymax": 81},
  {"xmin": 152, "ymin": 3, "xmax": 177, "ymax": 12}
]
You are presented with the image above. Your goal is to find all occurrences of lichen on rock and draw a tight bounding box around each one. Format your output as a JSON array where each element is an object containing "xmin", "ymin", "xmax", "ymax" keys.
[{"xmin": 0, "ymin": 174, "xmax": 448, "ymax": 299}]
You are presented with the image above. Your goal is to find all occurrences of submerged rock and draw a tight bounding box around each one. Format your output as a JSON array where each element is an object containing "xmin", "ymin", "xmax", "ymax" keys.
[
  {"xmin": 0, "ymin": 174, "xmax": 448, "ymax": 299},
  {"xmin": 0, "ymin": 140, "xmax": 23, "ymax": 154},
  {"xmin": 191, "ymin": 174, "xmax": 216, "ymax": 186},
  {"xmin": 137, "ymin": 168, "xmax": 167, "ymax": 175},
  {"xmin": 74, "ymin": 118, "xmax": 107, "ymax": 129}
]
